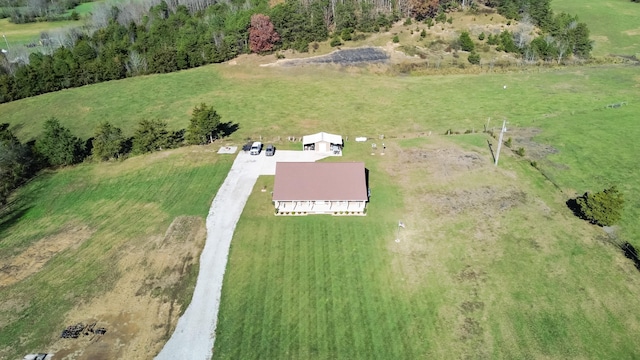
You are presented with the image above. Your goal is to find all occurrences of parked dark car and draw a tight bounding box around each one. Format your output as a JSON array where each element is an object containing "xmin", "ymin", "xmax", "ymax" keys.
[{"xmin": 265, "ymin": 144, "xmax": 275, "ymax": 156}]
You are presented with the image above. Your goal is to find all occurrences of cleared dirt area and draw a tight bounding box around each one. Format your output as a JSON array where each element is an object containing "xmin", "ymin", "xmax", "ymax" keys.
[
  {"xmin": 0, "ymin": 224, "xmax": 94, "ymax": 287},
  {"xmin": 272, "ymin": 47, "xmax": 390, "ymax": 66},
  {"xmin": 48, "ymin": 216, "xmax": 206, "ymax": 360},
  {"xmin": 504, "ymin": 127, "xmax": 559, "ymax": 160}
]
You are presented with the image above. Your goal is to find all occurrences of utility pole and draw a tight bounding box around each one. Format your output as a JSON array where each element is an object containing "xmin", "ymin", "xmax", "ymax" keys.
[
  {"xmin": 2, "ymin": 34, "xmax": 8, "ymax": 51},
  {"xmin": 494, "ymin": 120, "xmax": 507, "ymax": 166}
]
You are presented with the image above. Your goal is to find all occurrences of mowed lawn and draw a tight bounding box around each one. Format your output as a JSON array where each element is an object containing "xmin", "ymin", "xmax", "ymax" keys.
[
  {"xmin": 2, "ymin": 63, "xmax": 639, "ymax": 243},
  {"xmin": 215, "ymin": 138, "xmax": 640, "ymax": 358},
  {"xmin": 552, "ymin": 0, "xmax": 640, "ymax": 57},
  {"xmin": 0, "ymin": 147, "xmax": 231, "ymax": 359}
]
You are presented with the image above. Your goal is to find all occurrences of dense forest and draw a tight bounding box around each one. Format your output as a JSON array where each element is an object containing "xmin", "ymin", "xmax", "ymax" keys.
[{"xmin": 0, "ymin": 0, "xmax": 591, "ymax": 104}]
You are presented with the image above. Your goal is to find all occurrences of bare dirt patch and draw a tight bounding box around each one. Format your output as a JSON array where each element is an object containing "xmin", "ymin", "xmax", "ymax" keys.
[
  {"xmin": 0, "ymin": 224, "xmax": 94, "ymax": 287},
  {"xmin": 504, "ymin": 127, "xmax": 559, "ymax": 160},
  {"xmin": 623, "ymin": 28, "xmax": 640, "ymax": 36},
  {"xmin": 266, "ymin": 47, "xmax": 390, "ymax": 67},
  {"xmin": 425, "ymin": 186, "xmax": 527, "ymax": 216},
  {"xmin": 392, "ymin": 146, "xmax": 487, "ymax": 183},
  {"xmin": 49, "ymin": 216, "xmax": 206, "ymax": 360},
  {"xmin": 383, "ymin": 139, "xmax": 507, "ymax": 289}
]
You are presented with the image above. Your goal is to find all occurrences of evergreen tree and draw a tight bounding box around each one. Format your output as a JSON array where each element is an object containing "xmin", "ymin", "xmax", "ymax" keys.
[
  {"xmin": 186, "ymin": 103, "xmax": 222, "ymax": 145},
  {"xmin": 575, "ymin": 186, "xmax": 625, "ymax": 226},
  {"xmin": 0, "ymin": 124, "xmax": 40, "ymax": 204},
  {"xmin": 35, "ymin": 117, "xmax": 85, "ymax": 167},
  {"xmin": 132, "ymin": 119, "xmax": 171, "ymax": 154},
  {"xmin": 459, "ymin": 31, "xmax": 475, "ymax": 52},
  {"xmin": 92, "ymin": 122, "xmax": 125, "ymax": 161},
  {"xmin": 467, "ymin": 52, "xmax": 480, "ymax": 64}
]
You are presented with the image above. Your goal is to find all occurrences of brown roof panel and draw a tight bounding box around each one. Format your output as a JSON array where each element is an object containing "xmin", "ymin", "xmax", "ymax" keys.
[{"xmin": 273, "ymin": 162, "xmax": 368, "ymax": 201}]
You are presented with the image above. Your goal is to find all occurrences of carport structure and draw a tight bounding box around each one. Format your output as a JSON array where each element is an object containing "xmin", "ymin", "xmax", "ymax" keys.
[{"xmin": 302, "ymin": 132, "xmax": 343, "ymax": 155}]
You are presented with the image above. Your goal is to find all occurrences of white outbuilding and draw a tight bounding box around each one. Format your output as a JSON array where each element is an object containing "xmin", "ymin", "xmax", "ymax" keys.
[{"xmin": 302, "ymin": 132, "xmax": 343, "ymax": 155}]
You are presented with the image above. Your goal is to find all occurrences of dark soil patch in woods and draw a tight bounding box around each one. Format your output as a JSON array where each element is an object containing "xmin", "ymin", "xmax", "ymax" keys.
[{"xmin": 279, "ymin": 47, "xmax": 389, "ymax": 66}]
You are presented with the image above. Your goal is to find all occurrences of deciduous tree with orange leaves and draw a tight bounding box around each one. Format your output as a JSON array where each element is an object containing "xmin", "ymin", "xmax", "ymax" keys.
[{"xmin": 249, "ymin": 14, "xmax": 280, "ymax": 53}]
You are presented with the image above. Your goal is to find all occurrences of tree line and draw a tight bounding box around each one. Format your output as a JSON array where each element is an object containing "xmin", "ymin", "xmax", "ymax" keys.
[
  {"xmin": 0, "ymin": 0, "xmax": 592, "ymax": 104},
  {"xmin": 0, "ymin": 103, "xmax": 234, "ymax": 205}
]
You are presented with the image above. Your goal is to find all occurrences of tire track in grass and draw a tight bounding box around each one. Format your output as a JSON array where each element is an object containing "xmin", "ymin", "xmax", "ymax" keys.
[
  {"xmin": 373, "ymin": 223, "xmax": 406, "ymax": 359},
  {"xmin": 259, "ymin": 219, "xmax": 285, "ymax": 357},
  {"xmin": 330, "ymin": 221, "xmax": 347, "ymax": 357},
  {"xmin": 299, "ymin": 219, "xmax": 314, "ymax": 359},
  {"xmin": 288, "ymin": 220, "xmax": 301, "ymax": 357},
  {"xmin": 360, "ymin": 223, "xmax": 388, "ymax": 359},
  {"xmin": 353, "ymin": 225, "xmax": 380, "ymax": 355},
  {"xmin": 310, "ymin": 220, "xmax": 324, "ymax": 358},
  {"xmin": 333, "ymin": 222, "xmax": 356, "ymax": 358},
  {"xmin": 281, "ymin": 219, "xmax": 297, "ymax": 358},
  {"xmin": 223, "ymin": 219, "xmax": 251, "ymax": 360},
  {"xmin": 351, "ymin": 224, "xmax": 378, "ymax": 358},
  {"xmin": 234, "ymin": 220, "xmax": 268, "ymax": 359},
  {"xmin": 255, "ymin": 220, "xmax": 274, "ymax": 358},
  {"xmin": 246, "ymin": 219, "xmax": 272, "ymax": 359},
  {"xmin": 336, "ymin": 222, "xmax": 363, "ymax": 358},
  {"xmin": 320, "ymin": 221, "xmax": 337, "ymax": 357},
  {"xmin": 289, "ymin": 220, "xmax": 304, "ymax": 359}
]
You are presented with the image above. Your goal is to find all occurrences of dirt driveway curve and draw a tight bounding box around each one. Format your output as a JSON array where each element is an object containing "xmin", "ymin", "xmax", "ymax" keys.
[{"xmin": 155, "ymin": 150, "xmax": 328, "ymax": 360}]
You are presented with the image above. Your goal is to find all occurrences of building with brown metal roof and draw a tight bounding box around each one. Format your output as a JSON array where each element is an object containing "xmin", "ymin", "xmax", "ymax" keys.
[{"xmin": 272, "ymin": 162, "xmax": 368, "ymax": 215}]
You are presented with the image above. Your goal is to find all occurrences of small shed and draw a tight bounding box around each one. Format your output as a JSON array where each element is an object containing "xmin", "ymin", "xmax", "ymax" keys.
[{"xmin": 302, "ymin": 132, "xmax": 343, "ymax": 155}]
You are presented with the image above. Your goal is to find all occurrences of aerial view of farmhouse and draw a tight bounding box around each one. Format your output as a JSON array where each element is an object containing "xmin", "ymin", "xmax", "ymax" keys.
[{"xmin": 0, "ymin": 0, "xmax": 639, "ymax": 358}]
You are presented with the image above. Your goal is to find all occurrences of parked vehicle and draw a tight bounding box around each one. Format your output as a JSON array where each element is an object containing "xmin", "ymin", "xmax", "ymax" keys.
[
  {"xmin": 250, "ymin": 142, "xmax": 262, "ymax": 155},
  {"xmin": 265, "ymin": 144, "xmax": 275, "ymax": 156}
]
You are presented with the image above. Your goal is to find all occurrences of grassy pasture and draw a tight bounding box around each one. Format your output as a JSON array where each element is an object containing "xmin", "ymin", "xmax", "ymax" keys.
[
  {"xmin": 215, "ymin": 137, "xmax": 640, "ymax": 358},
  {"xmin": 2, "ymin": 60, "xmax": 640, "ymax": 357},
  {"xmin": 0, "ymin": 18, "xmax": 81, "ymax": 46},
  {"xmin": 0, "ymin": 147, "xmax": 231, "ymax": 359},
  {"xmin": 552, "ymin": 0, "xmax": 640, "ymax": 57},
  {"xmin": 2, "ymin": 63, "xmax": 639, "ymax": 243},
  {"xmin": 66, "ymin": 1, "xmax": 101, "ymax": 16}
]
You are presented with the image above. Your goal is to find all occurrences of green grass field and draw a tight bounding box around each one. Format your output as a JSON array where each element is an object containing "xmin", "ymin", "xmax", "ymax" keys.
[
  {"xmin": 0, "ymin": 18, "xmax": 82, "ymax": 46},
  {"xmin": 66, "ymin": 1, "xmax": 101, "ymax": 16},
  {"xmin": 1, "ymin": 0, "xmax": 638, "ymax": 358},
  {"xmin": 0, "ymin": 147, "xmax": 232, "ymax": 359},
  {"xmin": 1, "ymin": 20, "xmax": 640, "ymax": 357},
  {"xmin": 2, "ymin": 63, "xmax": 639, "ymax": 244},
  {"xmin": 215, "ymin": 138, "xmax": 640, "ymax": 358},
  {"xmin": 553, "ymin": 0, "xmax": 640, "ymax": 57}
]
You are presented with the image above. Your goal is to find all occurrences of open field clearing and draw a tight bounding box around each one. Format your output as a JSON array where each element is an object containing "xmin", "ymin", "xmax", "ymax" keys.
[
  {"xmin": 0, "ymin": 147, "xmax": 231, "ymax": 359},
  {"xmin": 2, "ymin": 55, "xmax": 640, "ymax": 358},
  {"xmin": 553, "ymin": 0, "xmax": 640, "ymax": 57},
  {"xmin": 2, "ymin": 62, "xmax": 639, "ymax": 244},
  {"xmin": 0, "ymin": 18, "xmax": 82, "ymax": 46},
  {"xmin": 2, "ymin": 64, "xmax": 639, "ymax": 141},
  {"xmin": 215, "ymin": 137, "xmax": 640, "ymax": 358}
]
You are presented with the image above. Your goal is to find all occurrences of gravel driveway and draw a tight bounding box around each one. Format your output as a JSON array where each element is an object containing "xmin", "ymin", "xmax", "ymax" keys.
[{"xmin": 155, "ymin": 150, "xmax": 328, "ymax": 360}]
